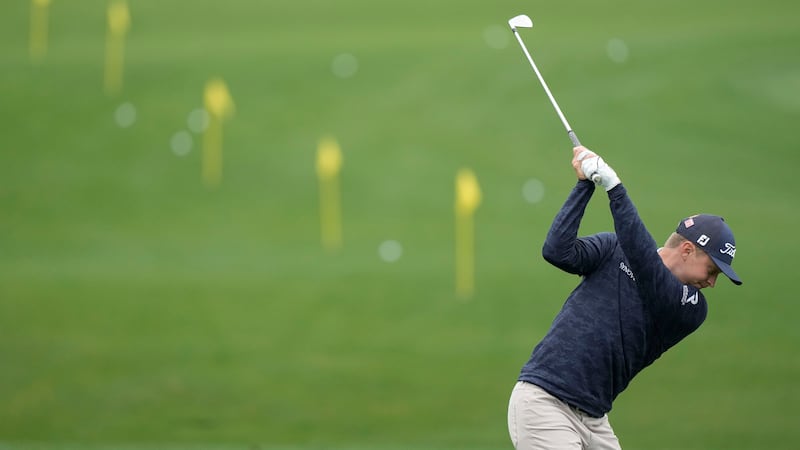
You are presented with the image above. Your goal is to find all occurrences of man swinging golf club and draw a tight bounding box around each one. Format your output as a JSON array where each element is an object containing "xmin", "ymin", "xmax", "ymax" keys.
[
  {"xmin": 506, "ymin": 14, "xmax": 742, "ymax": 448},
  {"xmin": 507, "ymin": 146, "xmax": 742, "ymax": 449}
]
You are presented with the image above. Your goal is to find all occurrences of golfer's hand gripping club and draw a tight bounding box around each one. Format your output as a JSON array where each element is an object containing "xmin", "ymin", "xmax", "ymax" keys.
[{"xmin": 575, "ymin": 148, "xmax": 621, "ymax": 191}]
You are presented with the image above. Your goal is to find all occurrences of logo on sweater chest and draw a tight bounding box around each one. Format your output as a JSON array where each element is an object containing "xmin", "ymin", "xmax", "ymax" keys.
[
  {"xmin": 681, "ymin": 285, "xmax": 699, "ymax": 305},
  {"xmin": 619, "ymin": 261, "xmax": 636, "ymax": 281}
]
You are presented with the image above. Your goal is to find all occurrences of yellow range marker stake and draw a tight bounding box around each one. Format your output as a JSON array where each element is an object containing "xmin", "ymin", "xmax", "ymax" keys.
[
  {"xmin": 455, "ymin": 168, "xmax": 481, "ymax": 298},
  {"xmin": 316, "ymin": 136, "xmax": 343, "ymax": 252},
  {"xmin": 104, "ymin": 0, "xmax": 130, "ymax": 95},
  {"xmin": 202, "ymin": 78, "xmax": 235, "ymax": 188},
  {"xmin": 29, "ymin": 0, "xmax": 51, "ymax": 63}
]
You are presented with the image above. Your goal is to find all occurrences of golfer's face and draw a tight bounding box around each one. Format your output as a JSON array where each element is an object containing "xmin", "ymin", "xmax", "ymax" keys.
[{"xmin": 686, "ymin": 247, "xmax": 721, "ymax": 289}]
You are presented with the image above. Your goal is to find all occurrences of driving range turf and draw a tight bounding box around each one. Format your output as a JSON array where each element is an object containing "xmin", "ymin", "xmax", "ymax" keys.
[{"xmin": 1, "ymin": 0, "xmax": 798, "ymax": 448}]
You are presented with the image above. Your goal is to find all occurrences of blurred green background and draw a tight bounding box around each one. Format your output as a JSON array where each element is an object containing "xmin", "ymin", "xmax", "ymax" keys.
[{"xmin": 1, "ymin": 0, "xmax": 799, "ymax": 449}]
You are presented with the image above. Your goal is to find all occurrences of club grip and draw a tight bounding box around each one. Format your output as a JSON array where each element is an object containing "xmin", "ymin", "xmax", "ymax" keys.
[
  {"xmin": 568, "ymin": 130, "xmax": 580, "ymax": 147},
  {"xmin": 569, "ymin": 131, "xmax": 601, "ymax": 183}
]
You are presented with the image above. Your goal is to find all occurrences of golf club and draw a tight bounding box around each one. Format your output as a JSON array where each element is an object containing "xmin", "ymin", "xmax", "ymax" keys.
[{"xmin": 508, "ymin": 14, "xmax": 600, "ymax": 182}]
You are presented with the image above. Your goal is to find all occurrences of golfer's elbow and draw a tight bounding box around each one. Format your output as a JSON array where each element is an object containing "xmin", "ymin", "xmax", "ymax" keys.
[{"xmin": 542, "ymin": 242, "xmax": 572, "ymax": 267}]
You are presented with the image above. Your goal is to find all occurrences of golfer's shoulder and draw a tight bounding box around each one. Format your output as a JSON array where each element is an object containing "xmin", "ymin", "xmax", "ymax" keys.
[
  {"xmin": 578, "ymin": 232, "xmax": 621, "ymax": 259},
  {"xmin": 656, "ymin": 285, "xmax": 708, "ymax": 344},
  {"xmin": 589, "ymin": 231, "xmax": 618, "ymax": 247}
]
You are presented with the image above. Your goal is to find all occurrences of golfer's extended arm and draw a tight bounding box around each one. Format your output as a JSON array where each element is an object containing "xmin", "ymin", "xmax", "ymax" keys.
[
  {"xmin": 542, "ymin": 180, "xmax": 605, "ymax": 274},
  {"xmin": 608, "ymin": 184, "xmax": 707, "ymax": 343},
  {"xmin": 608, "ymin": 185, "xmax": 680, "ymax": 300}
]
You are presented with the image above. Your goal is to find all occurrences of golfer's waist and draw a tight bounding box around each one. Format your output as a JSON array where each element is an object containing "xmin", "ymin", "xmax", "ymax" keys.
[{"xmin": 519, "ymin": 379, "xmax": 604, "ymax": 418}]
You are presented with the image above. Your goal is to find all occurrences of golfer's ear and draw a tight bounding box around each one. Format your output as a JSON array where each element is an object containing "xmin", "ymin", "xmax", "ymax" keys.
[{"xmin": 680, "ymin": 240, "xmax": 695, "ymax": 258}]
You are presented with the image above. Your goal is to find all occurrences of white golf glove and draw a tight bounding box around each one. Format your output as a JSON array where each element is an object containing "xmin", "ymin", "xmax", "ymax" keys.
[{"xmin": 577, "ymin": 149, "xmax": 621, "ymax": 191}]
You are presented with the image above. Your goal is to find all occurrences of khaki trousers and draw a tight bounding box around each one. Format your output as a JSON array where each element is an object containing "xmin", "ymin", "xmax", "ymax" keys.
[{"xmin": 508, "ymin": 381, "xmax": 622, "ymax": 450}]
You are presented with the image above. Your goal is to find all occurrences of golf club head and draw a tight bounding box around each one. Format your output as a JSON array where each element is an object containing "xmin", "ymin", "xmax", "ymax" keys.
[{"xmin": 508, "ymin": 14, "xmax": 533, "ymax": 30}]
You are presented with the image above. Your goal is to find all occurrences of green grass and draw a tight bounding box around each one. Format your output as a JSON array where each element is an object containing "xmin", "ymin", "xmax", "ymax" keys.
[{"xmin": 1, "ymin": 0, "xmax": 799, "ymax": 449}]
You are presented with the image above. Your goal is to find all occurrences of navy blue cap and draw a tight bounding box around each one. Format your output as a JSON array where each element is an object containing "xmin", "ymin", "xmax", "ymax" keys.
[{"xmin": 676, "ymin": 214, "xmax": 741, "ymax": 285}]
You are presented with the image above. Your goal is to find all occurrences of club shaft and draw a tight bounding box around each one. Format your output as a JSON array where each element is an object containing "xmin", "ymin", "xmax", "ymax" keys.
[{"xmin": 511, "ymin": 29, "xmax": 580, "ymax": 147}]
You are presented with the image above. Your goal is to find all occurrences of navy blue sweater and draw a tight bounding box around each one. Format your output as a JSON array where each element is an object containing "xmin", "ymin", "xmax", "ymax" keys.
[{"xmin": 518, "ymin": 180, "xmax": 707, "ymax": 417}]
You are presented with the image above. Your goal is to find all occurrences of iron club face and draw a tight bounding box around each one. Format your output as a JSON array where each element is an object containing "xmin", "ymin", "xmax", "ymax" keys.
[{"xmin": 508, "ymin": 14, "xmax": 533, "ymax": 30}]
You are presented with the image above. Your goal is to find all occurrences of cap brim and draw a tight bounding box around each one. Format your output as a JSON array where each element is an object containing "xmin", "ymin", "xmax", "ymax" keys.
[{"xmin": 710, "ymin": 255, "xmax": 742, "ymax": 285}]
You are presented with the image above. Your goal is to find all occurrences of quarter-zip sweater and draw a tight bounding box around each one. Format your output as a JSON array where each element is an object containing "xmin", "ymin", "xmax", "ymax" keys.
[{"xmin": 518, "ymin": 180, "xmax": 707, "ymax": 417}]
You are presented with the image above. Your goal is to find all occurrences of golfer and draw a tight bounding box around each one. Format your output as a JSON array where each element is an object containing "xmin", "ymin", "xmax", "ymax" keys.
[{"xmin": 507, "ymin": 146, "xmax": 742, "ymax": 450}]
